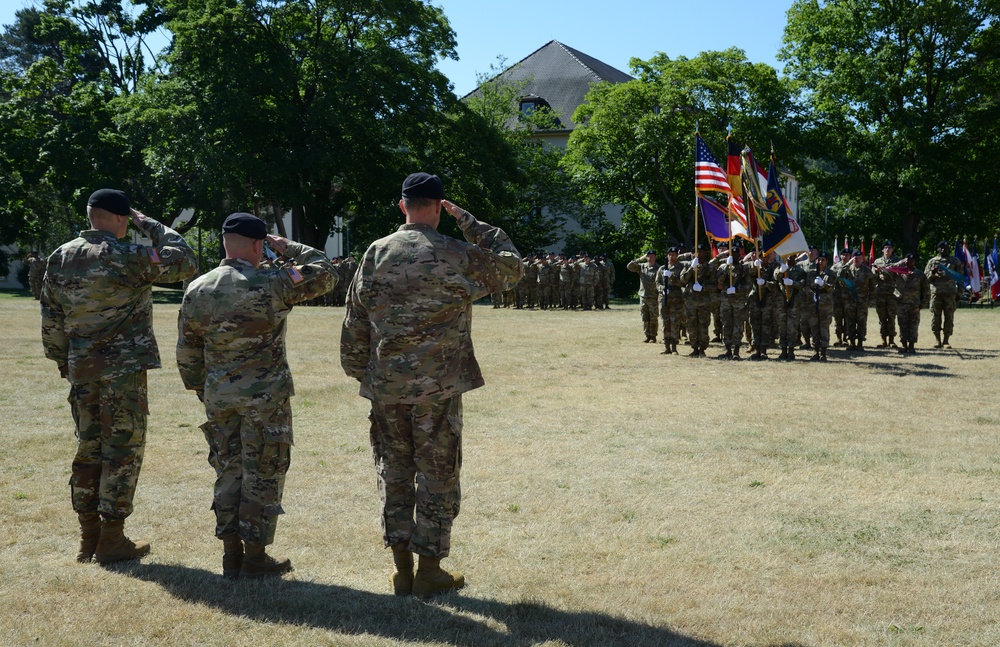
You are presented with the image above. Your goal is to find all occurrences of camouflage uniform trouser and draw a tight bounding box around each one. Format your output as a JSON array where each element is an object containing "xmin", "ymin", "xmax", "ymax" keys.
[
  {"xmin": 369, "ymin": 396, "xmax": 463, "ymax": 559},
  {"xmin": 930, "ymin": 292, "xmax": 957, "ymax": 336},
  {"xmin": 201, "ymin": 399, "xmax": 292, "ymax": 545},
  {"xmin": 560, "ymin": 284, "xmax": 572, "ymax": 309},
  {"xmin": 525, "ymin": 286, "xmax": 538, "ymax": 309},
  {"xmin": 685, "ymin": 294, "xmax": 712, "ymax": 349},
  {"xmin": 875, "ymin": 292, "xmax": 897, "ymax": 338},
  {"xmin": 833, "ymin": 294, "xmax": 846, "ymax": 339},
  {"xmin": 896, "ymin": 303, "xmax": 921, "ymax": 343},
  {"xmin": 580, "ymin": 285, "xmax": 595, "ymax": 310},
  {"xmin": 749, "ymin": 300, "xmax": 775, "ymax": 351},
  {"xmin": 712, "ymin": 294, "xmax": 723, "ymax": 338},
  {"xmin": 640, "ymin": 296, "xmax": 659, "ymax": 340},
  {"xmin": 776, "ymin": 299, "xmax": 799, "ymax": 349},
  {"xmin": 719, "ymin": 295, "xmax": 746, "ymax": 348},
  {"xmin": 807, "ymin": 302, "xmax": 834, "ymax": 349},
  {"xmin": 69, "ymin": 371, "xmax": 148, "ymax": 520},
  {"xmin": 844, "ymin": 300, "xmax": 870, "ymax": 343},
  {"xmin": 660, "ymin": 294, "xmax": 684, "ymax": 348},
  {"xmin": 538, "ymin": 284, "xmax": 549, "ymax": 309}
]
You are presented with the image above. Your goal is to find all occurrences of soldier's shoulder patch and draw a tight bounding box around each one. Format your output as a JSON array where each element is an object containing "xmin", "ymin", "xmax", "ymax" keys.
[
  {"xmin": 286, "ymin": 266, "xmax": 304, "ymax": 284},
  {"xmin": 147, "ymin": 247, "xmax": 161, "ymax": 264}
]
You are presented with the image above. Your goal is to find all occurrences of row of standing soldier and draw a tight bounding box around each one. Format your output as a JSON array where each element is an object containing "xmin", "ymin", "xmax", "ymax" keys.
[
  {"xmin": 492, "ymin": 252, "xmax": 615, "ymax": 310},
  {"xmin": 628, "ymin": 239, "xmax": 953, "ymax": 361}
]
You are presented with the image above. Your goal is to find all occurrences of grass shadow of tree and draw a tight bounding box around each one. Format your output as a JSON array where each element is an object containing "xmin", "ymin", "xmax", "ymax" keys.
[{"xmin": 120, "ymin": 562, "xmax": 736, "ymax": 647}]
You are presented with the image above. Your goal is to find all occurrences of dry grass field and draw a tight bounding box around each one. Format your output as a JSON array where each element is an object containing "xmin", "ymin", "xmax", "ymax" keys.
[{"xmin": 1, "ymin": 290, "xmax": 998, "ymax": 646}]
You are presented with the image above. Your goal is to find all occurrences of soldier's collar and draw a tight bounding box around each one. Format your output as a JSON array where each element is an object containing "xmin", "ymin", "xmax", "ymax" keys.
[{"xmin": 399, "ymin": 223, "xmax": 436, "ymax": 232}]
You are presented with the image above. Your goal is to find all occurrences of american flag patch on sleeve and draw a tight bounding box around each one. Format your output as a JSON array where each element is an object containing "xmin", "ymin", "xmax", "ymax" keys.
[
  {"xmin": 286, "ymin": 266, "xmax": 304, "ymax": 284},
  {"xmin": 147, "ymin": 247, "xmax": 161, "ymax": 264}
]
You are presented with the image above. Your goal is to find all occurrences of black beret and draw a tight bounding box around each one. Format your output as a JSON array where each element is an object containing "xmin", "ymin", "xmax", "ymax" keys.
[
  {"xmin": 716, "ymin": 241, "xmax": 727, "ymax": 248},
  {"xmin": 906, "ymin": 252, "xmax": 915, "ymax": 259},
  {"xmin": 87, "ymin": 189, "xmax": 130, "ymax": 216},
  {"xmin": 667, "ymin": 246, "xmax": 678, "ymax": 254},
  {"xmin": 645, "ymin": 249, "xmax": 656, "ymax": 255},
  {"xmin": 883, "ymin": 240, "xmax": 894, "ymax": 248},
  {"xmin": 808, "ymin": 244, "xmax": 818, "ymax": 251},
  {"xmin": 852, "ymin": 249, "xmax": 863, "ymax": 257},
  {"xmin": 818, "ymin": 251, "xmax": 829, "ymax": 260},
  {"xmin": 402, "ymin": 172, "xmax": 445, "ymax": 200},
  {"xmin": 937, "ymin": 241, "xmax": 948, "ymax": 249},
  {"xmin": 222, "ymin": 212, "xmax": 267, "ymax": 240}
]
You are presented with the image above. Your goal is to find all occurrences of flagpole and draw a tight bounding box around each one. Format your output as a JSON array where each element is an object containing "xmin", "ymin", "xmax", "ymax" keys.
[{"xmin": 693, "ymin": 125, "xmax": 700, "ymax": 284}]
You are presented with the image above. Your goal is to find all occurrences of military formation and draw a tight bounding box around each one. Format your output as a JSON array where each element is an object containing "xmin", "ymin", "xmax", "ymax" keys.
[
  {"xmin": 490, "ymin": 252, "xmax": 615, "ymax": 310},
  {"xmin": 625, "ymin": 240, "xmax": 952, "ymax": 360}
]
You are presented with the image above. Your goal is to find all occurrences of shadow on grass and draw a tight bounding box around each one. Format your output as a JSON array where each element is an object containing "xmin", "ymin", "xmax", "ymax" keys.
[{"xmin": 120, "ymin": 562, "xmax": 734, "ymax": 647}]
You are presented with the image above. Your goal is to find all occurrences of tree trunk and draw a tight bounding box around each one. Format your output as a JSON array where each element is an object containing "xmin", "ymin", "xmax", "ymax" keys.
[{"xmin": 901, "ymin": 210, "xmax": 920, "ymax": 255}]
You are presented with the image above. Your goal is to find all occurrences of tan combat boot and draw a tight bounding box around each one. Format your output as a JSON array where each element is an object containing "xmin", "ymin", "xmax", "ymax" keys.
[
  {"xmin": 94, "ymin": 518, "xmax": 150, "ymax": 564},
  {"xmin": 77, "ymin": 512, "xmax": 101, "ymax": 563},
  {"xmin": 221, "ymin": 533, "xmax": 243, "ymax": 580},
  {"xmin": 389, "ymin": 544, "xmax": 414, "ymax": 596},
  {"xmin": 240, "ymin": 542, "xmax": 292, "ymax": 579},
  {"xmin": 933, "ymin": 331, "xmax": 943, "ymax": 348},
  {"xmin": 412, "ymin": 556, "xmax": 465, "ymax": 597}
]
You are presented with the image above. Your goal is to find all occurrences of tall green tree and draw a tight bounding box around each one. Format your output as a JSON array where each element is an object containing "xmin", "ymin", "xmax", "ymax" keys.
[
  {"xmin": 563, "ymin": 48, "xmax": 798, "ymax": 255},
  {"xmin": 781, "ymin": 0, "xmax": 1000, "ymax": 252}
]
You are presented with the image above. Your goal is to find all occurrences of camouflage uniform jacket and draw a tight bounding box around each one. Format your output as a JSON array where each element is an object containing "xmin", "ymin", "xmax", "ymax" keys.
[
  {"xmin": 626, "ymin": 257, "xmax": 661, "ymax": 299},
  {"xmin": 176, "ymin": 242, "xmax": 335, "ymax": 408},
  {"xmin": 773, "ymin": 262, "xmax": 806, "ymax": 306},
  {"xmin": 340, "ymin": 210, "xmax": 522, "ymax": 404},
  {"xmin": 713, "ymin": 257, "xmax": 752, "ymax": 298},
  {"xmin": 924, "ymin": 254, "xmax": 963, "ymax": 296},
  {"xmin": 578, "ymin": 261, "xmax": 600, "ymax": 287},
  {"xmin": 839, "ymin": 263, "xmax": 876, "ymax": 304},
  {"xmin": 893, "ymin": 266, "xmax": 930, "ymax": 307},
  {"xmin": 655, "ymin": 262, "xmax": 684, "ymax": 297},
  {"xmin": 872, "ymin": 255, "xmax": 900, "ymax": 295},
  {"xmin": 40, "ymin": 220, "xmax": 198, "ymax": 384}
]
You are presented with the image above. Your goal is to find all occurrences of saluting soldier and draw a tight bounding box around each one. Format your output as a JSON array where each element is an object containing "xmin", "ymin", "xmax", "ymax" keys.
[
  {"xmin": 41, "ymin": 189, "xmax": 198, "ymax": 564},
  {"xmin": 627, "ymin": 250, "xmax": 661, "ymax": 343},
  {"xmin": 924, "ymin": 241, "xmax": 963, "ymax": 348},
  {"xmin": 774, "ymin": 254, "xmax": 806, "ymax": 361},
  {"xmin": 655, "ymin": 247, "xmax": 685, "ymax": 354}
]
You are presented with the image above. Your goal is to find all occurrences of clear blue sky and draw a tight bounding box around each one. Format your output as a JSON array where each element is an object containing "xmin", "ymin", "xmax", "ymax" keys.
[{"xmin": 0, "ymin": 0, "xmax": 792, "ymax": 95}]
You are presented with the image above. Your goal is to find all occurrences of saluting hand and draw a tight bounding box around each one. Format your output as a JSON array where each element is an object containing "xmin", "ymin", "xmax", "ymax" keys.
[
  {"xmin": 130, "ymin": 208, "xmax": 147, "ymax": 227},
  {"xmin": 441, "ymin": 200, "xmax": 466, "ymax": 219},
  {"xmin": 266, "ymin": 234, "xmax": 290, "ymax": 254}
]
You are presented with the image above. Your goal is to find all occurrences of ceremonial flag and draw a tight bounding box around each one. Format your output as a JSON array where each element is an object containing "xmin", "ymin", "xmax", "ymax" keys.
[
  {"xmin": 699, "ymin": 195, "xmax": 732, "ymax": 241},
  {"xmin": 727, "ymin": 136, "xmax": 742, "ymax": 197},
  {"xmin": 869, "ymin": 237, "xmax": 875, "ymax": 265},
  {"xmin": 861, "ymin": 239, "xmax": 866, "ymax": 263},
  {"xmin": 749, "ymin": 152, "xmax": 793, "ymax": 254},
  {"xmin": 733, "ymin": 151, "xmax": 807, "ymax": 255},
  {"xmin": 987, "ymin": 238, "xmax": 1000, "ymax": 301},
  {"xmin": 964, "ymin": 240, "xmax": 981, "ymax": 298},
  {"xmin": 833, "ymin": 238, "xmax": 840, "ymax": 264},
  {"xmin": 695, "ymin": 134, "xmax": 733, "ymax": 194}
]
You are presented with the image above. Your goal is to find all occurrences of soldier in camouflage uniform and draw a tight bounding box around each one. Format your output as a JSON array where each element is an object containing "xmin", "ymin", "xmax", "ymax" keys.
[
  {"xmin": 523, "ymin": 254, "xmax": 539, "ymax": 308},
  {"xmin": 536, "ymin": 254, "xmax": 551, "ymax": 309},
  {"xmin": 774, "ymin": 254, "xmax": 806, "ymax": 360},
  {"xmin": 893, "ymin": 253, "xmax": 930, "ymax": 353},
  {"xmin": 546, "ymin": 252, "xmax": 560, "ymax": 308},
  {"xmin": 341, "ymin": 173, "xmax": 522, "ymax": 597},
  {"xmin": 21, "ymin": 251, "xmax": 41, "ymax": 298},
  {"xmin": 805, "ymin": 252, "xmax": 837, "ymax": 361},
  {"xmin": 839, "ymin": 250, "xmax": 876, "ymax": 351},
  {"xmin": 601, "ymin": 255, "xmax": 615, "ymax": 309},
  {"xmin": 872, "ymin": 241, "xmax": 900, "ymax": 348},
  {"xmin": 746, "ymin": 250, "xmax": 779, "ymax": 360},
  {"xmin": 924, "ymin": 241, "xmax": 963, "ymax": 348},
  {"xmin": 655, "ymin": 247, "xmax": 684, "ymax": 354},
  {"xmin": 831, "ymin": 248, "xmax": 851, "ymax": 346},
  {"xmin": 578, "ymin": 253, "xmax": 600, "ymax": 310},
  {"xmin": 713, "ymin": 246, "xmax": 751, "ymax": 360},
  {"xmin": 40, "ymin": 189, "xmax": 197, "ymax": 564},
  {"xmin": 26, "ymin": 251, "xmax": 46, "ymax": 299},
  {"xmin": 558, "ymin": 257, "xmax": 573, "ymax": 309},
  {"xmin": 796, "ymin": 245, "xmax": 819, "ymax": 350},
  {"xmin": 627, "ymin": 251, "xmax": 661, "ymax": 342},
  {"xmin": 177, "ymin": 213, "xmax": 336, "ymax": 579},
  {"xmin": 679, "ymin": 245, "xmax": 713, "ymax": 357}
]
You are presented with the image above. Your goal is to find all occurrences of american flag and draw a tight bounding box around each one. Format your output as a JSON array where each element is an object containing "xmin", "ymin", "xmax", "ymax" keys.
[{"xmin": 695, "ymin": 134, "xmax": 732, "ymax": 194}]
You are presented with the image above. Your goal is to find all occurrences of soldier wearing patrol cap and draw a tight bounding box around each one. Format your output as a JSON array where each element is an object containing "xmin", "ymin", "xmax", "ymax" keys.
[
  {"xmin": 872, "ymin": 240, "xmax": 900, "ymax": 347},
  {"xmin": 178, "ymin": 212, "xmax": 337, "ymax": 579},
  {"xmin": 41, "ymin": 188, "xmax": 198, "ymax": 564},
  {"xmin": 924, "ymin": 241, "xmax": 963, "ymax": 348},
  {"xmin": 341, "ymin": 172, "xmax": 523, "ymax": 597}
]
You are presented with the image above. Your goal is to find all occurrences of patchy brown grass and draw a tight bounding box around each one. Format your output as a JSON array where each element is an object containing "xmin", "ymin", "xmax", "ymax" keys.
[{"xmin": 2, "ymin": 290, "xmax": 999, "ymax": 646}]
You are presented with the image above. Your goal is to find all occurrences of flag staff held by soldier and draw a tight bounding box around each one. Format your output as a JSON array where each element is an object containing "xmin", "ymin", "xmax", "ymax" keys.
[{"xmin": 41, "ymin": 189, "xmax": 198, "ymax": 564}]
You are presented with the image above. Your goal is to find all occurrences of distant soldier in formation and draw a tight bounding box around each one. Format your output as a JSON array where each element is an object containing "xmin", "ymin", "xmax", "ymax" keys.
[
  {"xmin": 680, "ymin": 245, "xmax": 713, "ymax": 357},
  {"xmin": 805, "ymin": 252, "xmax": 836, "ymax": 361},
  {"xmin": 924, "ymin": 241, "xmax": 963, "ymax": 348},
  {"xmin": 872, "ymin": 241, "xmax": 900, "ymax": 348},
  {"xmin": 523, "ymin": 254, "xmax": 539, "ymax": 308},
  {"xmin": 796, "ymin": 245, "xmax": 819, "ymax": 350},
  {"xmin": 21, "ymin": 251, "xmax": 43, "ymax": 299},
  {"xmin": 746, "ymin": 250, "xmax": 778, "ymax": 360},
  {"xmin": 578, "ymin": 253, "xmax": 600, "ymax": 310},
  {"xmin": 627, "ymin": 250, "xmax": 661, "ymax": 342},
  {"xmin": 839, "ymin": 250, "xmax": 876, "ymax": 351},
  {"xmin": 710, "ymin": 242, "xmax": 726, "ymax": 343},
  {"xmin": 558, "ymin": 256, "xmax": 573, "ymax": 309},
  {"xmin": 831, "ymin": 247, "xmax": 851, "ymax": 346},
  {"xmin": 655, "ymin": 247, "xmax": 684, "ymax": 354},
  {"xmin": 536, "ymin": 253, "xmax": 552, "ymax": 309},
  {"xmin": 546, "ymin": 252, "xmax": 561, "ymax": 308},
  {"xmin": 774, "ymin": 254, "xmax": 805, "ymax": 361},
  {"xmin": 713, "ymin": 246, "xmax": 750, "ymax": 360},
  {"xmin": 41, "ymin": 189, "xmax": 198, "ymax": 564},
  {"xmin": 893, "ymin": 253, "xmax": 930, "ymax": 353}
]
